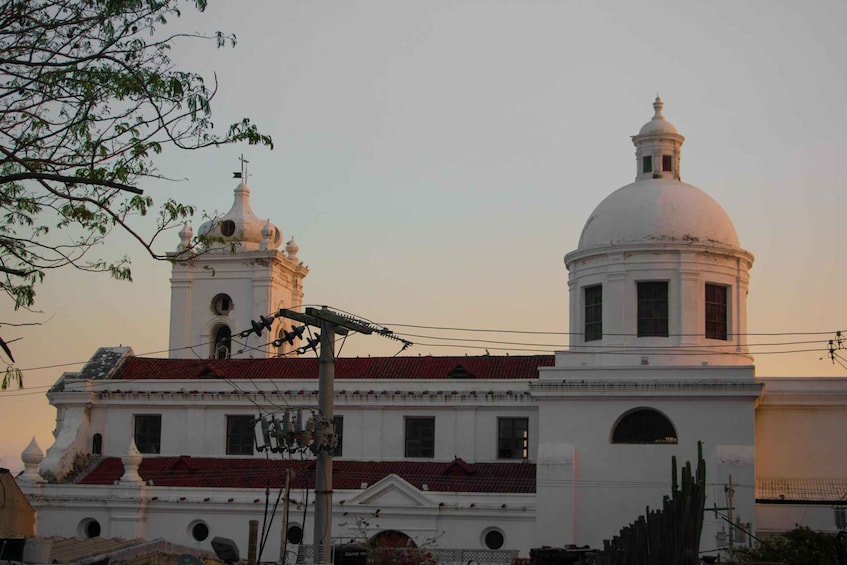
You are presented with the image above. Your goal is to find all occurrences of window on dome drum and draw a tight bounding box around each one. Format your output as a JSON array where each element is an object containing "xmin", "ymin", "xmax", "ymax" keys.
[
  {"xmin": 226, "ymin": 415, "xmax": 255, "ymax": 455},
  {"xmin": 212, "ymin": 325, "xmax": 232, "ymax": 359},
  {"xmin": 332, "ymin": 415, "xmax": 344, "ymax": 457},
  {"xmin": 637, "ymin": 281, "xmax": 669, "ymax": 337},
  {"xmin": 134, "ymin": 414, "xmax": 161, "ymax": 454},
  {"xmin": 705, "ymin": 284, "xmax": 729, "ymax": 340},
  {"xmin": 498, "ymin": 417, "xmax": 528, "ymax": 460},
  {"xmin": 662, "ymin": 154, "xmax": 673, "ymax": 172},
  {"xmin": 584, "ymin": 285, "xmax": 602, "ymax": 342},
  {"xmin": 611, "ymin": 408, "xmax": 678, "ymax": 444},
  {"xmin": 404, "ymin": 417, "xmax": 435, "ymax": 458},
  {"xmin": 642, "ymin": 156, "xmax": 652, "ymax": 174}
]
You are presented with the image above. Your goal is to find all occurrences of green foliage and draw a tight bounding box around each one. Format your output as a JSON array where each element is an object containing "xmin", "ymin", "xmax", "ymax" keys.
[
  {"xmin": 0, "ymin": 0, "xmax": 272, "ymax": 310},
  {"xmin": 736, "ymin": 526, "xmax": 838, "ymax": 565}
]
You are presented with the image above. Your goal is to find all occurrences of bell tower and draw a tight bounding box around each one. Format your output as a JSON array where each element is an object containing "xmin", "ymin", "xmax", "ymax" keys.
[{"xmin": 167, "ymin": 174, "xmax": 308, "ymax": 359}]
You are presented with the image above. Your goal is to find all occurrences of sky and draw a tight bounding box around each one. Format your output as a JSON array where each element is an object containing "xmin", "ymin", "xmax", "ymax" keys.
[{"xmin": 1, "ymin": 0, "xmax": 846, "ymax": 473}]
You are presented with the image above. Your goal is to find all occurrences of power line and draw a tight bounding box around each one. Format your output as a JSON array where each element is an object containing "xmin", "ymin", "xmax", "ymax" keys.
[{"xmin": 378, "ymin": 322, "xmax": 844, "ymax": 338}]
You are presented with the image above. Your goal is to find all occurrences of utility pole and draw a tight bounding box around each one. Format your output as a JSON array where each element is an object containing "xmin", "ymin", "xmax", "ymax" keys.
[
  {"xmin": 279, "ymin": 307, "xmax": 374, "ymax": 565},
  {"xmin": 726, "ymin": 474, "xmax": 735, "ymax": 562},
  {"xmin": 279, "ymin": 468, "xmax": 292, "ymax": 565}
]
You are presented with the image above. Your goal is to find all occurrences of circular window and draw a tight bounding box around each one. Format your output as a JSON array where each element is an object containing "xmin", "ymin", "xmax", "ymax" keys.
[
  {"xmin": 220, "ymin": 220, "xmax": 236, "ymax": 237},
  {"xmin": 483, "ymin": 529, "xmax": 504, "ymax": 550},
  {"xmin": 80, "ymin": 518, "xmax": 101, "ymax": 538},
  {"xmin": 191, "ymin": 521, "xmax": 210, "ymax": 542},
  {"xmin": 287, "ymin": 524, "xmax": 304, "ymax": 545},
  {"xmin": 211, "ymin": 294, "xmax": 234, "ymax": 315}
]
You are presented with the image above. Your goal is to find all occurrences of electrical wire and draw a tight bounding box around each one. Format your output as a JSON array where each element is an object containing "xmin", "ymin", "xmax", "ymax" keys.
[{"xmin": 377, "ymin": 322, "xmax": 845, "ymax": 338}]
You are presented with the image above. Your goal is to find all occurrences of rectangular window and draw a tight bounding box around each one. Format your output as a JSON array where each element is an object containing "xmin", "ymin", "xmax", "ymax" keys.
[
  {"xmin": 134, "ymin": 414, "xmax": 162, "ymax": 454},
  {"xmin": 584, "ymin": 285, "xmax": 603, "ymax": 341},
  {"xmin": 332, "ymin": 416, "xmax": 344, "ymax": 457},
  {"xmin": 705, "ymin": 284, "xmax": 729, "ymax": 340},
  {"xmin": 637, "ymin": 281, "xmax": 669, "ymax": 337},
  {"xmin": 404, "ymin": 417, "xmax": 435, "ymax": 458},
  {"xmin": 498, "ymin": 418, "xmax": 528, "ymax": 460},
  {"xmin": 642, "ymin": 156, "xmax": 652, "ymax": 173},
  {"xmin": 226, "ymin": 415, "xmax": 255, "ymax": 455},
  {"xmin": 662, "ymin": 154, "xmax": 673, "ymax": 172}
]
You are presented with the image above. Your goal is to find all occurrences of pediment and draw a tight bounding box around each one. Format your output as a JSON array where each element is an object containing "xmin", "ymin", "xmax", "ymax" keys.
[{"xmin": 344, "ymin": 474, "xmax": 435, "ymax": 508}]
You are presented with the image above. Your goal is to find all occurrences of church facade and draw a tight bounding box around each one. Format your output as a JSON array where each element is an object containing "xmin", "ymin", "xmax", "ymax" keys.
[{"xmin": 18, "ymin": 99, "xmax": 847, "ymax": 562}]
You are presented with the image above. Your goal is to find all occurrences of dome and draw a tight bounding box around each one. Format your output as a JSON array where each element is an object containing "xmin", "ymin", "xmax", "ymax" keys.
[
  {"xmin": 197, "ymin": 183, "xmax": 283, "ymax": 251},
  {"xmin": 578, "ymin": 178, "xmax": 740, "ymax": 250},
  {"xmin": 638, "ymin": 96, "xmax": 679, "ymax": 136}
]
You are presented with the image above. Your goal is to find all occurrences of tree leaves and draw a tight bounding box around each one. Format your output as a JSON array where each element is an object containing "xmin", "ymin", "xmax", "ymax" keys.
[{"xmin": 0, "ymin": 0, "xmax": 273, "ymax": 311}]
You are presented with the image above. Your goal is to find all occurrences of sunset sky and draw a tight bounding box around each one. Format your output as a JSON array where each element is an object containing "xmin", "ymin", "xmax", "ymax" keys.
[{"xmin": 2, "ymin": 0, "xmax": 846, "ymax": 472}]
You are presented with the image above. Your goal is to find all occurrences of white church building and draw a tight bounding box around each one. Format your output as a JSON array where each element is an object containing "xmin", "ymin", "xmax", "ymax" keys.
[{"xmin": 18, "ymin": 99, "xmax": 847, "ymax": 562}]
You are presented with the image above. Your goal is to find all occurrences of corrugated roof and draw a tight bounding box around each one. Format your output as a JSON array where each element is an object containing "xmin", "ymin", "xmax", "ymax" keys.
[
  {"xmin": 756, "ymin": 478, "xmax": 847, "ymax": 504},
  {"xmin": 78, "ymin": 456, "xmax": 535, "ymax": 493},
  {"xmin": 34, "ymin": 537, "xmax": 219, "ymax": 564},
  {"xmin": 42, "ymin": 537, "xmax": 141, "ymax": 563},
  {"xmin": 114, "ymin": 355, "xmax": 554, "ymax": 381}
]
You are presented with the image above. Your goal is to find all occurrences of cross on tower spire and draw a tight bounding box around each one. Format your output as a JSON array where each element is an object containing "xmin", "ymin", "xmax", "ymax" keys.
[{"xmin": 232, "ymin": 153, "xmax": 250, "ymax": 183}]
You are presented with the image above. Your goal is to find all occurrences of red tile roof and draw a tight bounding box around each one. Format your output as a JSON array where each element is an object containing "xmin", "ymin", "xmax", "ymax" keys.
[
  {"xmin": 115, "ymin": 355, "xmax": 554, "ymax": 381},
  {"xmin": 78, "ymin": 456, "xmax": 535, "ymax": 493}
]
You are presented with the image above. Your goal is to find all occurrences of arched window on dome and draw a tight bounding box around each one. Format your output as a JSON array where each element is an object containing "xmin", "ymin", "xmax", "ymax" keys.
[
  {"xmin": 611, "ymin": 408, "xmax": 678, "ymax": 444},
  {"xmin": 212, "ymin": 324, "xmax": 232, "ymax": 359}
]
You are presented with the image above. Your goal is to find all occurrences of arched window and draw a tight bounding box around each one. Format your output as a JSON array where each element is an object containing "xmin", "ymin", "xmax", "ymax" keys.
[
  {"xmin": 92, "ymin": 433, "xmax": 102, "ymax": 455},
  {"xmin": 369, "ymin": 530, "xmax": 416, "ymax": 549},
  {"xmin": 611, "ymin": 408, "xmax": 678, "ymax": 444},
  {"xmin": 212, "ymin": 325, "xmax": 232, "ymax": 359}
]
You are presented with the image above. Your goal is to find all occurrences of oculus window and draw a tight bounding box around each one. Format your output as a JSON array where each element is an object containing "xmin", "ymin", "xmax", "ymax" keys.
[
  {"xmin": 584, "ymin": 285, "xmax": 603, "ymax": 342},
  {"xmin": 226, "ymin": 415, "xmax": 255, "ymax": 455},
  {"xmin": 191, "ymin": 521, "xmax": 210, "ymax": 542},
  {"xmin": 405, "ymin": 417, "xmax": 435, "ymax": 458},
  {"xmin": 211, "ymin": 293, "xmax": 234, "ymax": 315},
  {"xmin": 612, "ymin": 408, "xmax": 677, "ymax": 444},
  {"xmin": 484, "ymin": 529, "xmax": 505, "ymax": 550},
  {"xmin": 287, "ymin": 524, "xmax": 304, "ymax": 545},
  {"xmin": 134, "ymin": 414, "xmax": 162, "ymax": 454},
  {"xmin": 705, "ymin": 284, "xmax": 729, "ymax": 340},
  {"xmin": 498, "ymin": 417, "xmax": 528, "ymax": 460},
  {"xmin": 220, "ymin": 220, "xmax": 236, "ymax": 236},
  {"xmin": 637, "ymin": 281, "xmax": 669, "ymax": 337},
  {"xmin": 80, "ymin": 518, "xmax": 101, "ymax": 539}
]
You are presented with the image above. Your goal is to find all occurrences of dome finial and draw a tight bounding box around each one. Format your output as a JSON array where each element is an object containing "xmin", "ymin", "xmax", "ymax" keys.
[{"xmin": 652, "ymin": 95, "xmax": 665, "ymax": 120}]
